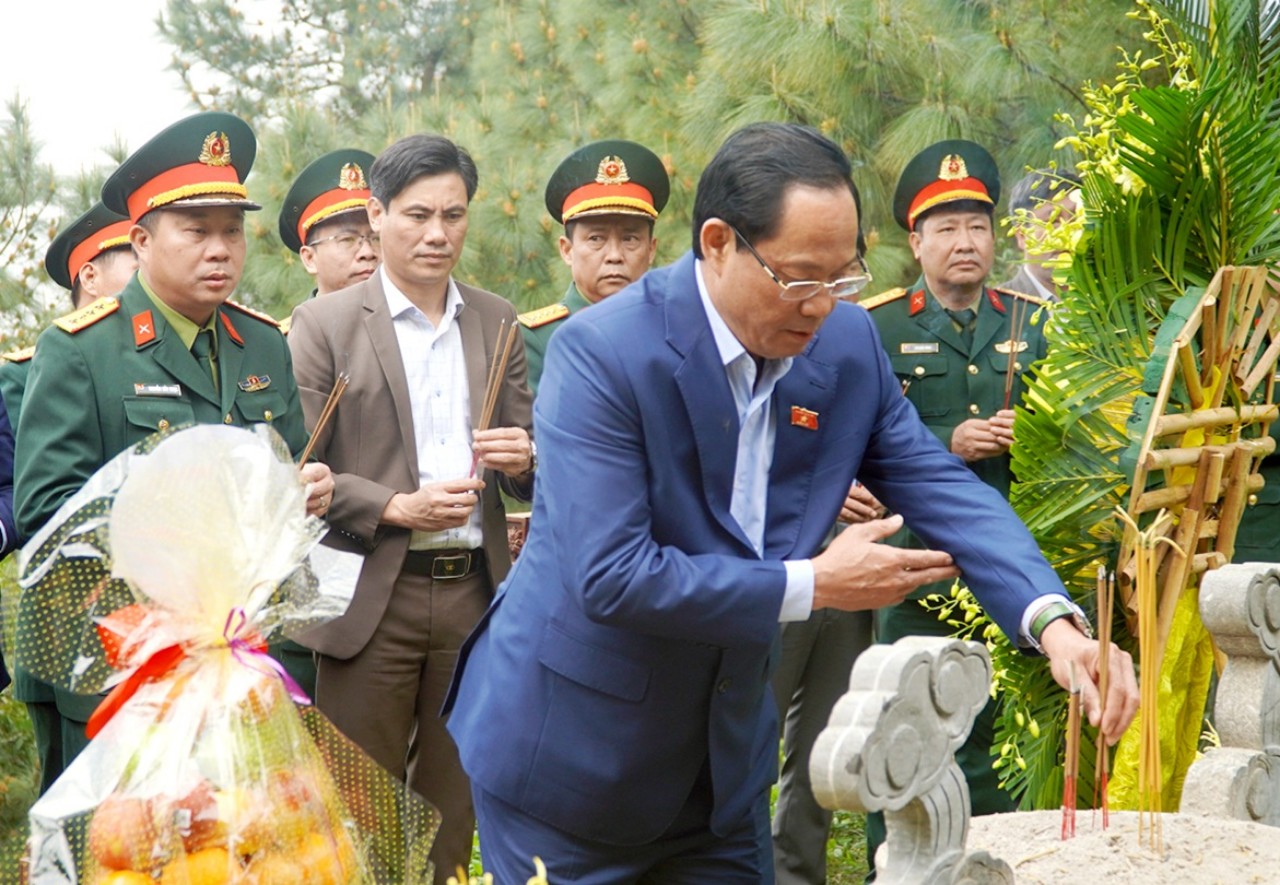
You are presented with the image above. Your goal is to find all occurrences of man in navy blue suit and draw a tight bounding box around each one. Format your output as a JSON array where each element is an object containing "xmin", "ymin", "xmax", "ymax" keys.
[{"xmin": 446, "ymin": 123, "xmax": 1139, "ymax": 883}]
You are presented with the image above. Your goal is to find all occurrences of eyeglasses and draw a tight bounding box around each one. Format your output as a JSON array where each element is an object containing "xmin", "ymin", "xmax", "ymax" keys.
[
  {"xmin": 729, "ymin": 225, "xmax": 872, "ymax": 301},
  {"xmin": 306, "ymin": 232, "xmax": 381, "ymax": 252}
]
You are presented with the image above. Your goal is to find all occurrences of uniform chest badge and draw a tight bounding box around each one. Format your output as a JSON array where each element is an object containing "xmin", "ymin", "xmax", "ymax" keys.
[
  {"xmin": 994, "ymin": 340, "xmax": 1030, "ymax": 354},
  {"xmin": 237, "ymin": 374, "xmax": 272, "ymax": 392}
]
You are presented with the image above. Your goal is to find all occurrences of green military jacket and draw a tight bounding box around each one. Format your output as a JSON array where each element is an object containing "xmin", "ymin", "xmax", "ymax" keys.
[
  {"xmin": 15, "ymin": 275, "xmax": 308, "ymax": 540},
  {"xmin": 0, "ymin": 346, "xmax": 33, "ymax": 428},
  {"xmin": 862, "ymin": 277, "xmax": 1049, "ymax": 498},
  {"xmin": 519, "ymin": 283, "xmax": 591, "ymax": 396},
  {"xmin": 862, "ymin": 277, "xmax": 1050, "ymax": 605}
]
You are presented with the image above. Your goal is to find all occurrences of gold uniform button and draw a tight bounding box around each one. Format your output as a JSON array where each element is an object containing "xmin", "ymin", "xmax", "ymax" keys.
[
  {"xmin": 969, "ymin": 404, "xmax": 980, "ymax": 415},
  {"xmin": 1248, "ymin": 493, "xmax": 1259, "ymax": 506},
  {"xmin": 157, "ymin": 418, "xmax": 170, "ymax": 431},
  {"xmin": 968, "ymin": 364, "xmax": 979, "ymax": 375},
  {"xmin": 224, "ymin": 414, "xmax": 233, "ymax": 424},
  {"xmin": 1014, "ymin": 361, "xmax": 1022, "ymax": 372},
  {"xmin": 263, "ymin": 409, "xmax": 273, "ymax": 422},
  {"xmin": 914, "ymin": 366, "xmax": 926, "ymax": 377}
]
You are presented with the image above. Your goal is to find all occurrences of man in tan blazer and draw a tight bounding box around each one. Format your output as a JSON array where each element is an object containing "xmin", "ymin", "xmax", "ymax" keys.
[{"xmin": 287, "ymin": 134, "xmax": 534, "ymax": 884}]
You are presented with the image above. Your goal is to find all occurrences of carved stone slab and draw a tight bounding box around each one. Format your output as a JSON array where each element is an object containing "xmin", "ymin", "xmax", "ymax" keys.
[
  {"xmin": 1181, "ymin": 563, "xmax": 1280, "ymax": 825},
  {"xmin": 810, "ymin": 636, "xmax": 1012, "ymax": 884}
]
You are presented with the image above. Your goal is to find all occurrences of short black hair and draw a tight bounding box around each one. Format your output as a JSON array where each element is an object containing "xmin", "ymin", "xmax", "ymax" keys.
[
  {"xmin": 564, "ymin": 216, "xmax": 655, "ymax": 242},
  {"xmin": 691, "ymin": 123, "xmax": 864, "ymax": 259},
  {"xmin": 914, "ymin": 199, "xmax": 994, "ymax": 232},
  {"xmin": 1007, "ymin": 168, "xmax": 1082, "ymax": 217},
  {"xmin": 370, "ymin": 135, "xmax": 478, "ymax": 206}
]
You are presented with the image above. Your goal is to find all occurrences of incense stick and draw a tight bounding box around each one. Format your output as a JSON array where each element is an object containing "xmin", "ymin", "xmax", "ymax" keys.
[
  {"xmin": 298, "ymin": 370, "xmax": 350, "ymax": 468},
  {"xmin": 1092, "ymin": 567, "xmax": 1114, "ymax": 829},
  {"xmin": 469, "ymin": 321, "xmax": 520, "ymax": 478},
  {"xmin": 1002, "ymin": 296, "xmax": 1030, "ymax": 410},
  {"xmin": 1062, "ymin": 661, "xmax": 1081, "ymax": 839}
]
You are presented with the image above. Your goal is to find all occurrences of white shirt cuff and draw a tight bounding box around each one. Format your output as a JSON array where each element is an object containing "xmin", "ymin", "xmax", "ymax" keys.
[
  {"xmin": 1019, "ymin": 592, "xmax": 1073, "ymax": 645},
  {"xmin": 779, "ymin": 559, "xmax": 815, "ymax": 622}
]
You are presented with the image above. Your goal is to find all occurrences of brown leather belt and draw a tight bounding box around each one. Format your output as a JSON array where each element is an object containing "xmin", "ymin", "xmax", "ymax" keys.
[{"xmin": 402, "ymin": 548, "xmax": 484, "ymax": 580}]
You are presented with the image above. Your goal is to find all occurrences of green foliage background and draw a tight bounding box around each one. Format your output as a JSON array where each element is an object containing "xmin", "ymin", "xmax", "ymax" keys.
[{"xmin": 2, "ymin": 0, "xmax": 1145, "ymax": 330}]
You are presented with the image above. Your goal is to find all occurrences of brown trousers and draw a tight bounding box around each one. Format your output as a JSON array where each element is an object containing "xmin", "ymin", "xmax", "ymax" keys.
[{"xmin": 316, "ymin": 564, "xmax": 490, "ymax": 885}]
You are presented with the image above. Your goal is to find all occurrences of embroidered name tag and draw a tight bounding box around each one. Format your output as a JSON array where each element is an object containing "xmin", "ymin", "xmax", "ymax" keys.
[
  {"xmin": 900, "ymin": 342, "xmax": 939, "ymax": 354},
  {"xmin": 994, "ymin": 340, "xmax": 1030, "ymax": 354},
  {"xmin": 134, "ymin": 383, "xmax": 182, "ymax": 397}
]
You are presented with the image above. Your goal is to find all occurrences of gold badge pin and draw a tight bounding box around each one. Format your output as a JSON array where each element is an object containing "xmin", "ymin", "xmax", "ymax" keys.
[
  {"xmin": 938, "ymin": 153, "xmax": 968, "ymax": 181},
  {"xmin": 237, "ymin": 374, "xmax": 272, "ymax": 393},
  {"xmin": 994, "ymin": 340, "xmax": 1030, "ymax": 354},
  {"xmin": 596, "ymin": 156, "xmax": 631, "ymax": 185},
  {"xmin": 339, "ymin": 162, "xmax": 367, "ymax": 190},
  {"xmin": 199, "ymin": 131, "xmax": 232, "ymax": 167}
]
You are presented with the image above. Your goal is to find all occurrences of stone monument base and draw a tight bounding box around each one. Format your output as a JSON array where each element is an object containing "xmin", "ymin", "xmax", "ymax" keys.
[{"xmin": 967, "ymin": 810, "xmax": 1280, "ymax": 883}]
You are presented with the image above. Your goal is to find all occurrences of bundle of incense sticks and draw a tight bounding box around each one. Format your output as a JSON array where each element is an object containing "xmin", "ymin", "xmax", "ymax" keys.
[
  {"xmin": 1062, "ymin": 662, "xmax": 1081, "ymax": 840},
  {"xmin": 1002, "ymin": 295, "xmax": 1032, "ymax": 410},
  {"xmin": 297, "ymin": 370, "xmax": 350, "ymax": 468},
  {"xmin": 1117, "ymin": 506, "xmax": 1177, "ymax": 856},
  {"xmin": 469, "ymin": 320, "xmax": 520, "ymax": 478},
  {"xmin": 1092, "ymin": 567, "xmax": 1115, "ymax": 828}
]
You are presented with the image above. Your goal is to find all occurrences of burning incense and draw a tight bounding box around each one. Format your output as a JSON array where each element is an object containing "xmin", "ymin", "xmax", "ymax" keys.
[
  {"xmin": 1002, "ymin": 296, "xmax": 1031, "ymax": 410},
  {"xmin": 297, "ymin": 370, "xmax": 350, "ymax": 468},
  {"xmin": 1062, "ymin": 662, "xmax": 1082, "ymax": 840}
]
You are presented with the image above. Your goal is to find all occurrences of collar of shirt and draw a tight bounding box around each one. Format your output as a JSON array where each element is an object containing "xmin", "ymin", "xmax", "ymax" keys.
[
  {"xmin": 1025, "ymin": 268, "xmax": 1056, "ymax": 302},
  {"xmin": 694, "ymin": 259, "xmax": 793, "ymax": 414},
  {"xmin": 380, "ymin": 266, "xmax": 464, "ymax": 339},
  {"xmin": 139, "ymin": 276, "xmax": 218, "ymax": 352}
]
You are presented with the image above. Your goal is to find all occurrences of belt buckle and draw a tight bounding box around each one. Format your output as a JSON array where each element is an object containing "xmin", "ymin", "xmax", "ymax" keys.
[{"xmin": 431, "ymin": 552, "xmax": 471, "ymax": 580}]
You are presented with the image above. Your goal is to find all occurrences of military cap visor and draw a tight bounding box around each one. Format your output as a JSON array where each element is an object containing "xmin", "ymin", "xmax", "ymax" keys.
[
  {"xmin": 44, "ymin": 202, "xmax": 133, "ymax": 291},
  {"xmin": 278, "ymin": 148, "xmax": 376, "ymax": 253},
  {"xmin": 893, "ymin": 139, "xmax": 1000, "ymax": 231},
  {"xmin": 102, "ymin": 111, "xmax": 262, "ymax": 223},
  {"xmin": 545, "ymin": 139, "xmax": 670, "ymax": 225}
]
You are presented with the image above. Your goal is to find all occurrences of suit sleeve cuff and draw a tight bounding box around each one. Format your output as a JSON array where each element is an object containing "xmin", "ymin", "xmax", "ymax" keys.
[
  {"xmin": 779, "ymin": 559, "xmax": 815, "ymax": 623},
  {"xmin": 1019, "ymin": 592, "xmax": 1078, "ymax": 647}
]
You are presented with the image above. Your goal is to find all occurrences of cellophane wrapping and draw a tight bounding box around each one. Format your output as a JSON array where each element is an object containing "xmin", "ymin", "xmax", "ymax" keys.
[{"xmin": 16, "ymin": 424, "xmax": 439, "ymax": 884}]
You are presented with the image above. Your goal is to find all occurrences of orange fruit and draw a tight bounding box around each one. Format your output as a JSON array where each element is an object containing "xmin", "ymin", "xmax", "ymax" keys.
[
  {"xmin": 241, "ymin": 853, "xmax": 305, "ymax": 885},
  {"xmin": 158, "ymin": 847, "xmax": 236, "ymax": 884},
  {"xmin": 99, "ymin": 872, "xmax": 159, "ymax": 885}
]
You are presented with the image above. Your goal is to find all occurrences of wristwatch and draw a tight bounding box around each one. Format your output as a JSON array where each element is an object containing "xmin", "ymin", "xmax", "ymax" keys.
[
  {"xmin": 526, "ymin": 440, "xmax": 538, "ymax": 474},
  {"xmin": 1027, "ymin": 599, "xmax": 1092, "ymax": 654}
]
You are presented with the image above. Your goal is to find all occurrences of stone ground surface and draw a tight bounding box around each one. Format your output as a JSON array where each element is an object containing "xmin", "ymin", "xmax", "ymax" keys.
[{"xmin": 967, "ymin": 810, "xmax": 1280, "ymax": 884}]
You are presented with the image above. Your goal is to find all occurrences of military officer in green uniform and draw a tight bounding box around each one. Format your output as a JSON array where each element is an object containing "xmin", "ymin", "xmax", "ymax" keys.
[
  {"xmin": 860, "ymin": 140, "xmax": 1051, "ymax": 874},
  {"xmin": 519, "ymin": 140, "xmax": 669, "ymax": 394},
  {"xmin": 278, "ymin": 148, "xmax": 379, "ymax": 310},
  {"xmin": 14, "ymin": 111, "xmax": 334, "ymax": 791},
  {"xmin": 0, "ymin": 203, "xmax": 136, "ymax": 428}
]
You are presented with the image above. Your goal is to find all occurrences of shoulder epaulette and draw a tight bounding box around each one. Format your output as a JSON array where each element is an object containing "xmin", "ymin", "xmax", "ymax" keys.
[
  {"xmin": 2, "ymin": 345, "xmax": 34, "ymax": 363},
  {"xmin": 518, "ymin": 303, "xmax": 571, "ymax": 330},
  {"xmin": 277, "ymin": 315, "xmax": 293, "ymax": 336},
  {"xmin": 993, "ymin": 286, "xmax": 1049, "ymax": 307},
  {"xmin": 53, "ymin": 297, "xmax": 120, "ymax": 334},
  {"xmin": 222, "ymin": 299, "xmax": 281, "ymax": 328},
  {"xmin": 858, "ymin": 287, "xmax": 908, "ymax": 310}
]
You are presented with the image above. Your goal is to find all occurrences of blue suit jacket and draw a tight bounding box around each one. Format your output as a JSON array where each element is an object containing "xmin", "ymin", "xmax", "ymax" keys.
[{"xmin": 446, "ymin": 252, "xmax": 1065, "ymax": 845}]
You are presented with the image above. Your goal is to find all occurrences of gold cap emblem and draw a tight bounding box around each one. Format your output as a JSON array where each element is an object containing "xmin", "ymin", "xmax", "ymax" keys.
[
  {"xmin": 199, "ymin": 131, "xmax": 232, "ymax": 167},
  {"xmin": 595, "ymin": 156, "xmax": 631, "ymax": 185},
  {"xmin": 938, "ymin": 154, "xmax": 967, "ymax": 181},
  {"xmin": 339, "ymin": 162, "xmax": 367, "ymax": 190}
]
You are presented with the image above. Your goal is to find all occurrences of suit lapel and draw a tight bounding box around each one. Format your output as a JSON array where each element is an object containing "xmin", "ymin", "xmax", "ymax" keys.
[
  {"xmin": 215, "ymin": 310, "xmax": 246, "ymax": 418},
  {"xmin": 764, "ymin": 346, "xmax": 838, "ymax": 558},
  {"xmin": 121, "ymin": 285, "xmax": 219, "ymax": 406},
  {"xmin": 361, "ymin": 276, "xmax": 420, "ymax": 479},
  {"xmin": 666, "ymin": 255, "xmax": 757, "ymax": 554}
]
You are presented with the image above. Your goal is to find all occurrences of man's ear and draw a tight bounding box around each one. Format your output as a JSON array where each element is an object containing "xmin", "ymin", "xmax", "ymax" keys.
[
  {"xmin": 299, "ymin": 244, "xmax": 319, "ymax": 275},
  {"xmin": 699, "ymin": 219, "xmax": 735, "ymax": 270}
]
